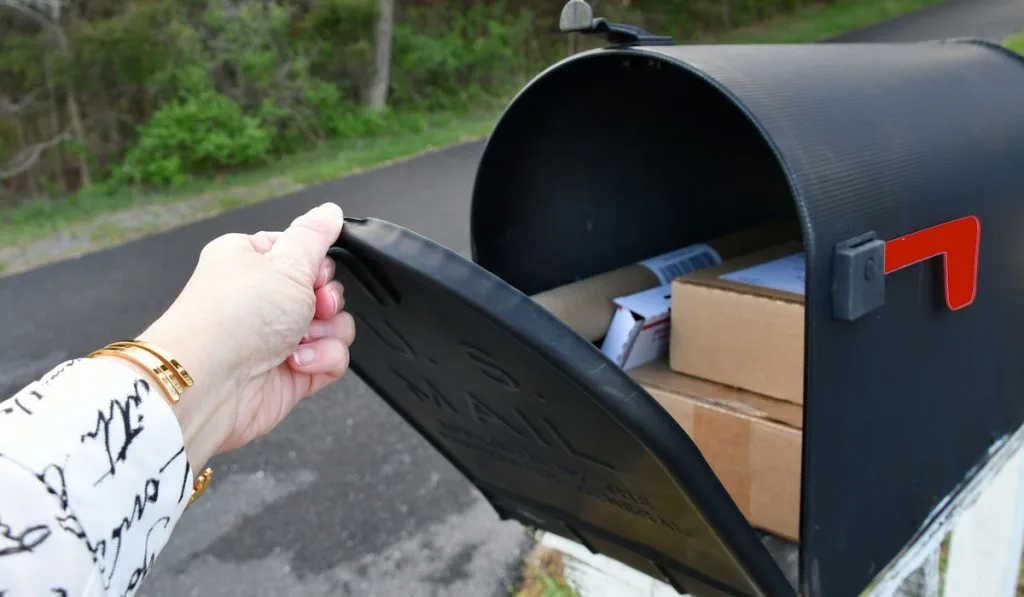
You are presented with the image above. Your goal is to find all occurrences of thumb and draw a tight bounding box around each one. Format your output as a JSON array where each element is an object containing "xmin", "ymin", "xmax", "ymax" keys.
[{"xmin": 270, "ymin": 203, "xmax": 345, "ymax": 283}]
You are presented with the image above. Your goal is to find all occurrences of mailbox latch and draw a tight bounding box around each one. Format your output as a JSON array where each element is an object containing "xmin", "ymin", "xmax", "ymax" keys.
[
  {"xmin": 833, "ymin": 232, "xmax": 886, "ymax": 321},
  {"xmin": 559, "ymin": 0, "xmax": 673, "ymax": 47}
]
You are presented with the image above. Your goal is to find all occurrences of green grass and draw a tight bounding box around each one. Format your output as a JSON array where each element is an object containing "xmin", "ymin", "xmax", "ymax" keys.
[
  {"xmin": 1007, "ymin": 30, "xmax": 1024, "ymax": 55},
  {"xmin": 513, "ymin": 546, "xmax": 578, "ymax": 597},
  {"xmin": 0, "ymin": 0, "xmax": 955, "ymax": 254},
  {"xmin": 216, "ymin": 194, "xmax": 251, "ymax": 212},
  {"xmin": 0, "ymin": 109, "xmax": 498, "ymax": 249},
  {"xmin": 718, "ymin": 0, "xmax": 946, "ymax": 43},
  {"xmin": 87, "ymin": 221, "xmax": 126, "ymax": 245}
]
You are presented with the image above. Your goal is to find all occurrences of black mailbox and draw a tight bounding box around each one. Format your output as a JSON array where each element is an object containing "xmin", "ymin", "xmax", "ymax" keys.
[{"xmin": 330, "ymin": 38, "xmax": 1024, "ymax": 597}]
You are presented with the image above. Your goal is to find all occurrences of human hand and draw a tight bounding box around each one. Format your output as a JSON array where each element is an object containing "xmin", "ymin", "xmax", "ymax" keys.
[{"xmin": 135, "ymin": 202, "xmax": 355, "ymax": 474}]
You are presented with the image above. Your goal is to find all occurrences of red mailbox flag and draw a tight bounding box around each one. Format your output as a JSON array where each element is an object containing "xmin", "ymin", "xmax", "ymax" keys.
[{"xmin": 883, "ymin": 216, "xmax": 981, "ymax": 310}]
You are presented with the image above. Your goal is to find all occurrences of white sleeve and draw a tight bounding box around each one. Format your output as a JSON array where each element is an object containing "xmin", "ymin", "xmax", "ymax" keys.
[{"xmin": 0, "ymin": 358, "xmax": 194, "ymax": 597}]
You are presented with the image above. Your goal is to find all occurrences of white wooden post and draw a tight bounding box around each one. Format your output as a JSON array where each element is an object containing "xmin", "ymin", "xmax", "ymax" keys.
[
  {"xmin": 944, "ymin": 438, "xmax": 1024, "ymax": 597},
  {"xmin": 539, "ymin": 532, "xmax": 679, "ymax": 597},
  {"xmin": 536, "ymin": 424, "xmax": 1024, "ymax": 597},
  {"xmin": 893, "ymin": 550, "xmax": 940, "ymax": 597}
]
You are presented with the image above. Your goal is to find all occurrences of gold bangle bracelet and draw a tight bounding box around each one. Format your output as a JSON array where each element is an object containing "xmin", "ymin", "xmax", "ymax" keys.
[
  {"xmin": 108, "ymin": 340, "xmax": 194, "ymax": 388},
  {"xmin": 89, "ymin": 345, "xmax": 183, "ymax": 402},
  {"xmin": 189, "ymin": 468, "xmax": 213, "ymax": 507},
  {"xmin": 88, "ymin": 340, "xmax": 212, "ymax": 507}
]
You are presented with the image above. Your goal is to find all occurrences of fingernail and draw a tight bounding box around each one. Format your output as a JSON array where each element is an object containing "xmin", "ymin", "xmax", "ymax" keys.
[
  {"xmin": 305, "ymin": 321, "xmax": 331, "ymax": 341},
  {"xmin": 293, "ymin": 347, "xmax": 316, "ymax": 366},
  {"xmin": 318, "ymin": 261, "xmax": 334, "ymax": 287},
  {"xmin": 318, "ymin": 202, "xmax": 343, "ymax": 221},
  {"xmin": 332, "ymin": 286, "xmax": 343, "ymax": 313}
]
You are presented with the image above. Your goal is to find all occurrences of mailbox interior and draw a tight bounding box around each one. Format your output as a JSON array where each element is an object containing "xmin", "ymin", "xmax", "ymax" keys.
[
  {"xmin": 470, "ymin": 43, "xmax": 1024, "ymax": 597},
  {"xmin": 471, "ymin": 51, "xmax": 798, "ymax": 296}
]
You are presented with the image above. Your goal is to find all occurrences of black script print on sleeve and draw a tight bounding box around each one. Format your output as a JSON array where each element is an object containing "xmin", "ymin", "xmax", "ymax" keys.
[
  {"xmin": 159, "ymin": 447, "xmax": 191, "ymax": 504},
  {"xmin": 80, "ymin": 380, "xmax": 150, "ymax": 485},
  {"xmin": 0, "ymin": 359, "xmax": 193, "ymax": 597},
  {"xmin": 0, "ymin": 519, "xmax": 51, "ymax": 557}
]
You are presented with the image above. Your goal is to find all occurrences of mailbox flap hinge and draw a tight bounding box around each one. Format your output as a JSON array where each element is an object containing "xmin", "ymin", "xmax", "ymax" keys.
[
  {"xmin": 833, "ymin": 232, "xmax": 886, "ymax": 321},
  {"xmin": 559, "ymin": 0, "xmax": 673, "ymax": 47}
]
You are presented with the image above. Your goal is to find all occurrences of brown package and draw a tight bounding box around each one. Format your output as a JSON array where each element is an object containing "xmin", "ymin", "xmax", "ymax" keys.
[
  {"xmin": 630, "ymin": 362, "xmax": 802, "ymax": 541},
  {"xmin": 530, "ymin": 220, "xmax": 800, "ymax": 342},
  {"xmin": 669, "ymin": 243, "xmax": 805, "ymax": 405},
  {"xmin": 631, "ymin": 360, "xmax": 802, "ymax": 429}
]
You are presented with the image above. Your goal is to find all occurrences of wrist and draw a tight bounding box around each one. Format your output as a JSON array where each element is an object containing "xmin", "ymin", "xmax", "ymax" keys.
[
  {"xmin": 134, "ymin": 318, "xmax": 238, "ymax": 477},
  {"xmin": 86, "ymin": 352, "xmax": 223, "ymax": 477}
]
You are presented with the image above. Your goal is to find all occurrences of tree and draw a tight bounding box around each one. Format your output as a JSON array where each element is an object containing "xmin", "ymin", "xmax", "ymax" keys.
[
  {"xmin": 0, "ymin": 90, "xmax": 68, "ymax": 194},
  {"xmin": 0, "ymin": 0, "xmax": 91, "ymax": 189},
  {"xmin": 366, "ymin": 0, "xmax": 393, "ymax": 110}
]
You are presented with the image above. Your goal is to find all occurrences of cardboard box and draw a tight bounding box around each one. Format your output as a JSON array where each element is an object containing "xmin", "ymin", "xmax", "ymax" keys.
[
  {"xmin": 600, "ymin": 284, "xmax": 672, "ymax": 370},
  {"xmin": 529, "ymin": 220, "xmax": 801, "ymax": 342},
  {"xmin": 670, "ymin": 243, "xmax": 806, "ymax": 404},
  {"xmin": 631, "ymin": 360, "xmax": 803, "ymax": 429},
  {"xmin": 630, "ymin": 361, "xmax": 803, "ymax": 541}
]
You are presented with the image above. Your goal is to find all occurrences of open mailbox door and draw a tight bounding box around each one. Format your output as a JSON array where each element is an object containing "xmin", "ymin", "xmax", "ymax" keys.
[
  {"xmin": 330, "ymin": 218, "xmax": 795, "ymax": 597},
  {"xmin": 331, "ymin": 38, "xmax": 1024, "ymax": 597}
]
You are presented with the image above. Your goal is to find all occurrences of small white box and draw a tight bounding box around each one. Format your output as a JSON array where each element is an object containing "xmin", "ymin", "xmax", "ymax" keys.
[{"xmin": 600, "ymin": 283, "xmax": 672, "ymax": 370}]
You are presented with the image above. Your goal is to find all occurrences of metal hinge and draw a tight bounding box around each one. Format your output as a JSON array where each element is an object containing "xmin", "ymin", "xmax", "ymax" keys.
[
  {"xmin": 559, "ymin": 0, "xmax": 673, "ymax": 47},
  {"xmin": 832, "ymin": 231, "xmax": 886, "ymax": 321}
]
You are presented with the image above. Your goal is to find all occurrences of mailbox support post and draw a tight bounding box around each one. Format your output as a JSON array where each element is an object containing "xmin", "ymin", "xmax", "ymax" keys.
[
  {"xmin": 944, "ymin": 436, "xmax": 1024, "ymax": 597},
  {"xmin": 537, "ymin": 424, "xmax": 1024, "ymax": 597},
  {"xmin": 892, "ymin": 552, "xmax": 940, "ymax": 597}
]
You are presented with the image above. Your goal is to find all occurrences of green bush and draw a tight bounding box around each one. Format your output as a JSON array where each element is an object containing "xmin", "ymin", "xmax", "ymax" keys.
[
  {"xmin": 303, "ymin": 0, "xmax": 378, "ymax": 99},
  {"xmin": 626, "ymin": 0, "xmax": 812, "ymax": 37},
  {"xmin": 0, "ymin": 0, "xmax": 883, "ymax": 202},
  {"xmin": 389, "ymin": 3, "xmax": 542, "ymax": 110},
  {"xmin": 305, "ymin": 80, "xmax": 393, "ymax": 138},
  {"xmin": 68, "ymin": 2, "xmax": 195, "ymax": 95},
  {"xmin": 1007, "ymin": 31, "xmax": 1024, "ymax": 55},
  {"xmin": 117, "ymin": 88, "xmax": 271, "ymax": 186}
]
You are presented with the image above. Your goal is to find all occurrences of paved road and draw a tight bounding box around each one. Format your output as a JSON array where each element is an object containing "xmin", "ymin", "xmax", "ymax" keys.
[
  {"xmin": 2, "ymin": 1, "xmax": 1024, "ymax": 595},
  {"xmin": 0, "ymin": 143, "xmax": 529, "ymax": 597},
  {"xmin": 831, "ymin": 0, "xmax": 1024, "ymax": 43}
]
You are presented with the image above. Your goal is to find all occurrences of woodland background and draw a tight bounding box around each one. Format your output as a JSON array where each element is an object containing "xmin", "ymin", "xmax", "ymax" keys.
[{"xmin": 0, "ymin": 0, "xmax": 854, "ymax": 207}]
